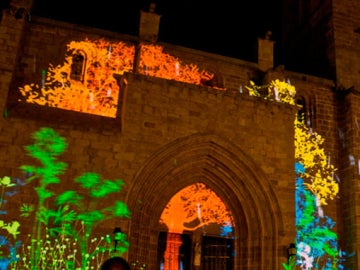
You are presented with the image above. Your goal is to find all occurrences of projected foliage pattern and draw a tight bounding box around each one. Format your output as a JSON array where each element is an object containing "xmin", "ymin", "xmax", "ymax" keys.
[
  {"xmin": 0, "ymin": 176, "xmax": 24, "ymax": 270},
  {"xmin": 294, "ymin": 120, "xmax": 345, "ymax": 269},
  {"xmin": 0, "ymin": 128, "xmax": 130, "ymax": 270},
  {"xmin": 5, "ymin": 37, "xmax": 351, "ymax": 268},
  {"xmin": 247, "ymin": 80, "xmax": 345, "ymax": 269},
  {"xmin": 19, "ymin": 38, "xmax": 215, "ymax": 118},
  {"xmin": 160, "ymin": 183, "xmax": 233, "ymax": 234},
  {"xmin": 159, "ymin": 183, "xmax": 234, "ymax": 270}
]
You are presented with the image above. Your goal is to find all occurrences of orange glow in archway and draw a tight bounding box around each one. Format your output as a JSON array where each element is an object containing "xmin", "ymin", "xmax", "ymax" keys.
[
  {"xmin": 159, "ymin": 183, "xmax": 234, "ymax": 270},
  {"xmin": 160, "ymin": 182, "xmax": 233, "ymax": 234}
]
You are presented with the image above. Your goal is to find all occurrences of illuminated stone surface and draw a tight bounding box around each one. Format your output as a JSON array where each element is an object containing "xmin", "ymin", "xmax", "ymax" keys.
[{"xmin": 0, "ymin": 0, "xmax": 359, "ymax": 268}]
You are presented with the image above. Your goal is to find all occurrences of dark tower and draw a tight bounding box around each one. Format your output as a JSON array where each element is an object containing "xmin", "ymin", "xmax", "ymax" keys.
[
  {"xmin": 280, "ymin": 0, "xmax": 335, "ymax": 79},
  {"xmin": 281, "ymin": 0, "xmax": 360, "ymax": 91}
]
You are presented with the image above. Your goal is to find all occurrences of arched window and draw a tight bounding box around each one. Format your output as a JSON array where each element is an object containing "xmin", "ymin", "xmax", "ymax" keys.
[
  {"xmin": 296, "ymin": 96, "xmax": 306, "ymax": 123},
  {"xmin": 70, "ymin": 50, "xmax": 86, "ymax": 82},
  {"xmin": 296, "ymin": 94, "xmax": 316, "ymax": 129},
  {"xmin": 307, "ymin": 95, "xmax": 316, "ymax": 129}
]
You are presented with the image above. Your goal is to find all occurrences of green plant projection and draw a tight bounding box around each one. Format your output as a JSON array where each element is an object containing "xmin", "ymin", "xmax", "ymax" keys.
[{"xmin": 0, "ymin": 128, "xmax": 130, "ymax": 270}]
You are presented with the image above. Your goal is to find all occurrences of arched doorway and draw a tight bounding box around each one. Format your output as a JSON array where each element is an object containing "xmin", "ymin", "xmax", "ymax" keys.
[
  {"xmin": 126, "ymin": 133, "xmax": 285, "ymax": 269},
  {"xmin": 158, "ymin": 182, "xmax": 234, "ymax": 270}
]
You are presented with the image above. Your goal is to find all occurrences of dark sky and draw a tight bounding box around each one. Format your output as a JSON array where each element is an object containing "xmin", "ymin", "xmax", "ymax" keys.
[{"xmin": 31, "ymin": 0, "xmax": 283, "ymax": 62}]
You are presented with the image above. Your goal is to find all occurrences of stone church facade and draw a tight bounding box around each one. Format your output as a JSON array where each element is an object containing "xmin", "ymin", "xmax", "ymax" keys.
[{"xmin": 0, "ymin": 0, "xmax": 359, "ymax": 269}]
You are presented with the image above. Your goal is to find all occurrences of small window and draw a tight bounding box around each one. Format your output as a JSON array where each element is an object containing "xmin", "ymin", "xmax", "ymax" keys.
[
  {"xmin": 296, "ymin": 96, "xmax": 306, "ymax": 123},
  {"xmin": 296, "ymin": 95, "xmax": 316, "ymax": 129},
  {"xmin": 70, "ymin": 51, "xmax": 86, "ymax": 82}
]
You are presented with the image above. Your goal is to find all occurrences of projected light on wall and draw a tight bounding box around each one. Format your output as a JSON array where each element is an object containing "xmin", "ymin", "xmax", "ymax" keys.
[
  {"xmin": 159, "ymin": 183, "xmax": 234, "ymax": 270},
  {"xmin": 246, "ymin": 79, "xmax": 347, "ymax": 269},
  {"xmin": 160, "ymin": 182, "xmax": 234, "ymax": 235},
  {"xmin": 293, "ymin": 119, "xmax": 345, "ymax": 270},
  {"xmin": 0, "ymin": 128, "xmax": 130, "ymax": 270},
  {"xmin": 18, "ymin": 38, "xmax": 216, "ymax": 118}
]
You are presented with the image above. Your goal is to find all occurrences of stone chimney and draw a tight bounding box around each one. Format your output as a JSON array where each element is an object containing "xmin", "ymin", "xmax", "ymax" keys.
[
  {"xmin": 257, "ymin": 31, "xmax": 275, "ymax": 72},
  {"xmin": 139, "ymin": 3, "xmax": 161, "ymax": 42}
]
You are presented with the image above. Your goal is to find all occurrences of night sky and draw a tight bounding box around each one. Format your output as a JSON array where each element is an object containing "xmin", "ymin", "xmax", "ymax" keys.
[{"xmin": 31, "ymin": 0, "xmax": 283, "ymax": 63}]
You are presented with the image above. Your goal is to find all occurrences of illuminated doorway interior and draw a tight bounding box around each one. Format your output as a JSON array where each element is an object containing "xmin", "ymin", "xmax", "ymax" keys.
[{"xmin": 158, "ymin": 183, "xmax": 234, "ymax": 270}]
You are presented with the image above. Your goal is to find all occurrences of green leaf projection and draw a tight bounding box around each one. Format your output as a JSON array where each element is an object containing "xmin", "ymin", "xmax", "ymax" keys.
[{"xmin": 0, "ymin": 128, "xmax": 130, "ymax": 270}]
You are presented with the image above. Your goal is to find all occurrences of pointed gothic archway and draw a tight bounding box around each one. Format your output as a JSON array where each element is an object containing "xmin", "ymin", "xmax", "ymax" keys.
[
  {"xmin": 159, "ymin": 182, "xmax": 235, "ymax": 270},
  {"xmin": 126, "ymin": 133, "xmax": 285, "ymax": 269}
]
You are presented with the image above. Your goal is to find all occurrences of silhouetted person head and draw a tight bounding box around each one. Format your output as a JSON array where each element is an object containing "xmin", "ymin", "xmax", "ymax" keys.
[{"xmin": 100, "ymin": 256, "xmax": 131, "ymax": 270}]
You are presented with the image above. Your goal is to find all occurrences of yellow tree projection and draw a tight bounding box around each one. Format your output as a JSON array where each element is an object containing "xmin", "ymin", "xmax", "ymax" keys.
[
  {"xmin": 294, "ymin": 118, "xmax": 338, "ymax": 205},
  {"xmin": 18, "ymin": 38, "xmax": 217, "ymax": 118},
  {"xmin": 159, "ymin": 183, "xmax": 233, "ymax": 270},
  {"xmin": 246, "ymin": 80, "xmax": 343, "ymax": 269},
  {"xmin": 293, "ymin": 118, "xmax": 342, "ymax": 269},
  {"xmin": 246, "ymin": 79, "xmax": 296, "ymax": 105}
]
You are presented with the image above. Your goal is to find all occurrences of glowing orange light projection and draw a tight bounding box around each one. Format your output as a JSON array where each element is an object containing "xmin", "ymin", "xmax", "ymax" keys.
[
  {"xmin": 160, "ymin": 183, "xmax": 233, "ymax": 233},
  {"xmin": 19, "ymin": 38, "xmax": 218, "ymax": 118},
  {"xmin": 159, "ymin": 183, "xmax": 233, "ymax": 270},
  {"xmin": 19, "ymin": 39, "xmax": 134, "ymax": 118},
  {"xmin": 138, "ymin": 44, "xmax": 216, "ymax": 87}
]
